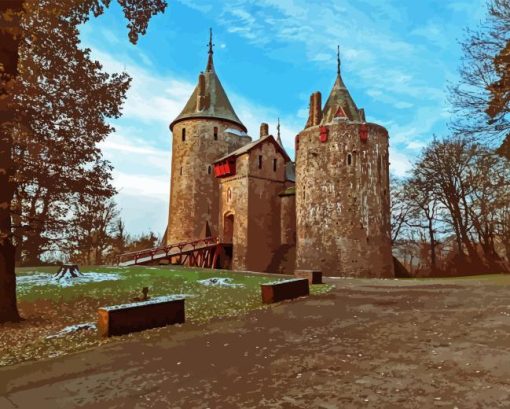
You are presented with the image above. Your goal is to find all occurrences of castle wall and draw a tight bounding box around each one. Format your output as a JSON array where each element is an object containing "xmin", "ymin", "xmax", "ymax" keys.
[
  {"xmin": 218, "ymin": 141, "xmax": 287, "ymax": 272},
  {"xmin": 167, "ymin": 119, "xmax": 249, "ymax": 245},
  {"xmin": 295, "ymin": 122, "xmax": 393, "ymax": 277},
  {"xmin": 218, "ymin": 155, "xmax": 250, "ymax": 269},
  {"xmin": 280, "ymin": 191, "xmax": 296, "ymax": 246}
]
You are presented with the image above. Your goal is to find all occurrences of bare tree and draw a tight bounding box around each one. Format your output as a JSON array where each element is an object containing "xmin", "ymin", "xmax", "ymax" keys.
[
  {"xmin": 390, "ymin": 176, "xmax": 412, "ymax": 244},
  {"xmin": 449, "ymin": 0, "xmax": 510, "ymax": 154},
  {"xmin": 404, "ymin": 176, "xmax": 443, "ymax": 275}
]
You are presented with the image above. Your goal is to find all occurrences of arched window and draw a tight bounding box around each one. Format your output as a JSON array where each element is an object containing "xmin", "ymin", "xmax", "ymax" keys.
[
  {"xmin": 180, "ymin": 167, "xmax": 183, "ymax": 176},
  {"xmin": 214, "ymin": 127, "xmax": 218, "ymax": 140},
  {"xmin": 347, "ymin": 153, "xmax": 352, "ymax": 166},
  {"xmin": 182, "ymin": 128, "xmax": 186, "ymax": 142}
]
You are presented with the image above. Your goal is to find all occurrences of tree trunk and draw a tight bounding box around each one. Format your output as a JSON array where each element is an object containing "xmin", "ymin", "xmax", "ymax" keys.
[
  {"xmin": 427, "ymin": 217, "xmax": 437, "ymax": 275},
  {"xmin": 0, "ymin": 0, "xmax": 23, "ymax": 323}
]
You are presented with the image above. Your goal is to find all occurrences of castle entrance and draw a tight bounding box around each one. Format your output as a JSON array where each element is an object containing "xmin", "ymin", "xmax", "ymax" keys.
[{"xmin": 223, "ymin": 213, "xmax": 234, "ymax": 243}]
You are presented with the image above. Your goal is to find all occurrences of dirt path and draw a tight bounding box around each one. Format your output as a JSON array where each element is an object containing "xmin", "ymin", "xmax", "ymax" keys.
[{"xmin": 1, "ymin": 277, "xmax": 510, "ymax": 408}]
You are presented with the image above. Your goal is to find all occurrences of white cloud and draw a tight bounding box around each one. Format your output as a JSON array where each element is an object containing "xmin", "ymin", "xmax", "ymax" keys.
[
  {"xmin": 100, "ymin": 133, "xmax": 169, "ymax": 172},
  {"xmin": 175, "ymin": 0, "xmax": 213, "ymax": 13},
  {"xmin": 114, "ymin": 171, "xmax": 169, "ymax": 200},
  {"xmin": 389, "ymin": 146, "xmax": 413, "ymax": 177},
  {"xmin": 89, "ymin": 48, "xmax": 194, "ymax": 124}
]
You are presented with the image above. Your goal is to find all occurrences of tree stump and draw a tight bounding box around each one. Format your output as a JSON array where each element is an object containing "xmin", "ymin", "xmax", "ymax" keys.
[
  {"xmin": 54, "ymin": 264, "xmax": 82, "ymax": 280},
  {"xmin": 132, "ymin": 287, "xmax": 150, "ymax": 302}
]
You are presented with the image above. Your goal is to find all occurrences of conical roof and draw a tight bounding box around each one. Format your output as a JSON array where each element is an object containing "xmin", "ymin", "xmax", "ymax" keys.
[
  {"xmin": 170, "ymin": 32, "xmax": 246, "ymax": 132},
  {"xmin": 321, "ymin": 48, "xmax": 364, "ymax": 124},
  {"xmin": 322, "ymin": 72, "xmax": 363, "ymax": 123}
]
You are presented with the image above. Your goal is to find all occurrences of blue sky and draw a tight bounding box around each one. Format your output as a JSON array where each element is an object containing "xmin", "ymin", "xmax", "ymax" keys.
[{"xmin": 79, "ymin": 0, "xmax": 488, "ymax": 237}]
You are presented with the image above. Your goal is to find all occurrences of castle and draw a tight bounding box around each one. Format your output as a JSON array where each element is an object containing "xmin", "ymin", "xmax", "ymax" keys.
[{"xmin": 167, "ymin": 33, "xmax": 394, "ymax": 278}]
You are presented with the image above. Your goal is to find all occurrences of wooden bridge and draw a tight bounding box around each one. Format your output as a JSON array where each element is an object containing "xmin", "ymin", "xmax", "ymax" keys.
[{"xmin": 118, "ymin": 237, "xmax": 227, "ymax": 268}]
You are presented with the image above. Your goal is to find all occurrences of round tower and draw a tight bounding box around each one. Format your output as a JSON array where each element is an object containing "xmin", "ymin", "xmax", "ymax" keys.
[
  {"xmin": 295, "ymin": 48, "xmax": 393, "ymax": 277},
  {"xmin": 167, "ymin": 29, "xmax": 251, "ymax": 244}
]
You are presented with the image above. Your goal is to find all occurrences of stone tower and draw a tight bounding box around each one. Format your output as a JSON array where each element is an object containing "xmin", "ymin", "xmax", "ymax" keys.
[
  {"xmin": 167, "ymin": 30, "xmax": 251, "ymax": 244},
  {"xmin": 295, "ymin": 48, "xmax": 393, "ymax": 277}
]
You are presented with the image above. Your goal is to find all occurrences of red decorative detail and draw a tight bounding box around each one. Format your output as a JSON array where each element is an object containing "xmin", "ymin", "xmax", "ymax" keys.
[
  {"xmin": 319, "ymin": 126, "xmax": 328, "ymax": 143},
  {"xmin": 359, "ymin": 123, "xmax": 368, "ymax": 142},
  {"xmin": 214, "ymin": 158, "xmax": 237, "ymax": 178},
  {"xmin": 335, "ymin": 106, "xmax": 347, "ymax": 118}
]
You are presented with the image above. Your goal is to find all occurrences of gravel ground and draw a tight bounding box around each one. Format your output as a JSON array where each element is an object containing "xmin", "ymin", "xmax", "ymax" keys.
[{"xmin": 1, "ymin": 276, "xmax": 510, "ymax": 408}]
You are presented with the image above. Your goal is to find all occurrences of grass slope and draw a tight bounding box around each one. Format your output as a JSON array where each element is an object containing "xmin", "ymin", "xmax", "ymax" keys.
[{"xmin": 0, "ymin": 266, "xmax": 332, "ymax": 367}]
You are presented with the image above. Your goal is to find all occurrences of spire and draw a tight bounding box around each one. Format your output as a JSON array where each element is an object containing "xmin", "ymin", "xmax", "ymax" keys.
[
  {"xmin": 337, "ymin": 45, "xmax": 341, "ymax": 76},
  {"xmin": 206, "ymin": 28, "xmax": 215, "ymax": 72},
  {"xmin": 320, "ymin": 47, "xmax": 364, "ymax": 124},
  {"xmin": 276, "ymin": 117, "xmax": 283, "ymax": 147},
  {"xmin": 170, "ymin": 28, "xmax": 246, "ymax": 132}
]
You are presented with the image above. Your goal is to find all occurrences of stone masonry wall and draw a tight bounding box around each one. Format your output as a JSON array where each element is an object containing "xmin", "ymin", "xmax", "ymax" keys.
[
  {"xmin": 219, "ymin": 140, "xmax": 287, "ymax": 272},
  {"xmin": 280, "ymin": 193, "xmax": 296, "ymax": 246},
  {"xmin": 167, "ymin": 119, "xmax": 249, "ymax": 245},
  {"xmin": 295, "ymin": 122, "xmax": 393, "ymax": 277},
  {"xmin": 218, "ymin": 155, "xmax": 250, "ymax": 269}
]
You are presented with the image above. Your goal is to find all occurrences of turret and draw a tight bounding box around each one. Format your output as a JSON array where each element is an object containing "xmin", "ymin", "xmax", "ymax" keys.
[
  {"xmin": 295, "ymin": 45, "xmax": 393, "ymax": 278},
  {"xmin": 167, "ymin": 29, "xmax": 251, "ymax": 245}
]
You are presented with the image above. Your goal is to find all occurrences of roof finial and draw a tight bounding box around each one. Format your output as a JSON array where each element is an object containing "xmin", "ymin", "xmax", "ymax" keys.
[
  {"xmin": 276, "ymin": 117, "xmax": 283, "ymax": 146},
  {"xmin": 208, "ymin": 28, "xmax": 214, "ymax": 55},
  {"xmin": 206, "ymin": 28, "xmax": 215, "ymax": 72},
  {"xmin": 337, "ymin": 45, "xmax": 341, "ymax": 76}
]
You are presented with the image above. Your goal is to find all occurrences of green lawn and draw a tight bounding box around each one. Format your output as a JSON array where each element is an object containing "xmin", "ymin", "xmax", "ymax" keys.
[{"xmin": 0, "ymin": 266, "xmax": 332, "ymax": 367}]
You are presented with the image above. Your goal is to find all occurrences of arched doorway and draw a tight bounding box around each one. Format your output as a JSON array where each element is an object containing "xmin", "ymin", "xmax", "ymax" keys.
[{"xmin": 223, "ymin": 213, "xmax": 234, "ymax": 244}]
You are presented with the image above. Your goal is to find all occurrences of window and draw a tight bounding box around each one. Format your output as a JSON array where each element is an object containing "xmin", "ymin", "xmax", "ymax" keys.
[
  {"xmin": 208, "ymin": 166, "xmax": 212, "ymax": 175},
  {"xmin": 182, "ymin": 128, "xmax": 186, "ymax": 142},
  {"xmin": 273, "ymin": 158, "xmax": 277, "ymax": 172},
  {"xmin": 347, "ymin": 153, "xmax": 352, "ymax": 166},
  {"xmin": 214, "ymin": 127, "xmax": 218, "ymax": 140},
  {"xmin": 180, "ymin": 167, "xmax": 183, "ymax": 176},
  {"xmin": 258, "ymin": 155, "xmax": 263, "ymax": 169},
  {"xmin": 227, "ymin": 188, "xmax": 232, "ymax": 202}
]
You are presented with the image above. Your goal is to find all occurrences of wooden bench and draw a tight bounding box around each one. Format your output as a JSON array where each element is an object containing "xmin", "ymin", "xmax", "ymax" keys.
[
  {"xmin": 294, "ymin": 269, "xmax": 323, "ymax": 284},
  {"xmin": 97, "ymin": 296, "xmax": 185, "ymax": 337},
  {"xmin": 261, "ymin": 278, "xmax": 309, "ymax": 304}
]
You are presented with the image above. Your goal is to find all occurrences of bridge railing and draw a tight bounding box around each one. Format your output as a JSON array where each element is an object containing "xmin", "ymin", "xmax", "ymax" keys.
[{"xmin": 118, "ymin": 236, "xmax": 219, "ymax": 265}]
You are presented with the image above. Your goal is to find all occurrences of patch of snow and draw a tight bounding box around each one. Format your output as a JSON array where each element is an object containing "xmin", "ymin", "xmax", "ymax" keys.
[
  {"xmin": 263, "ymin": 278, "xmax": 303, "ymax": 286},
  {"xmin": 17, "ymin": 271, "xmax": 122, "ymax": 289},
  {"xmin": 100, "ymin": 295, "xmax": 186, "ymax": 311},
  {"xmin": 197, "ymin": 277, "xmax": 244, "ymax": 288},
  {"xmin": 46, "ymin": 322, "xmax": 96, "ymax": 339}
]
